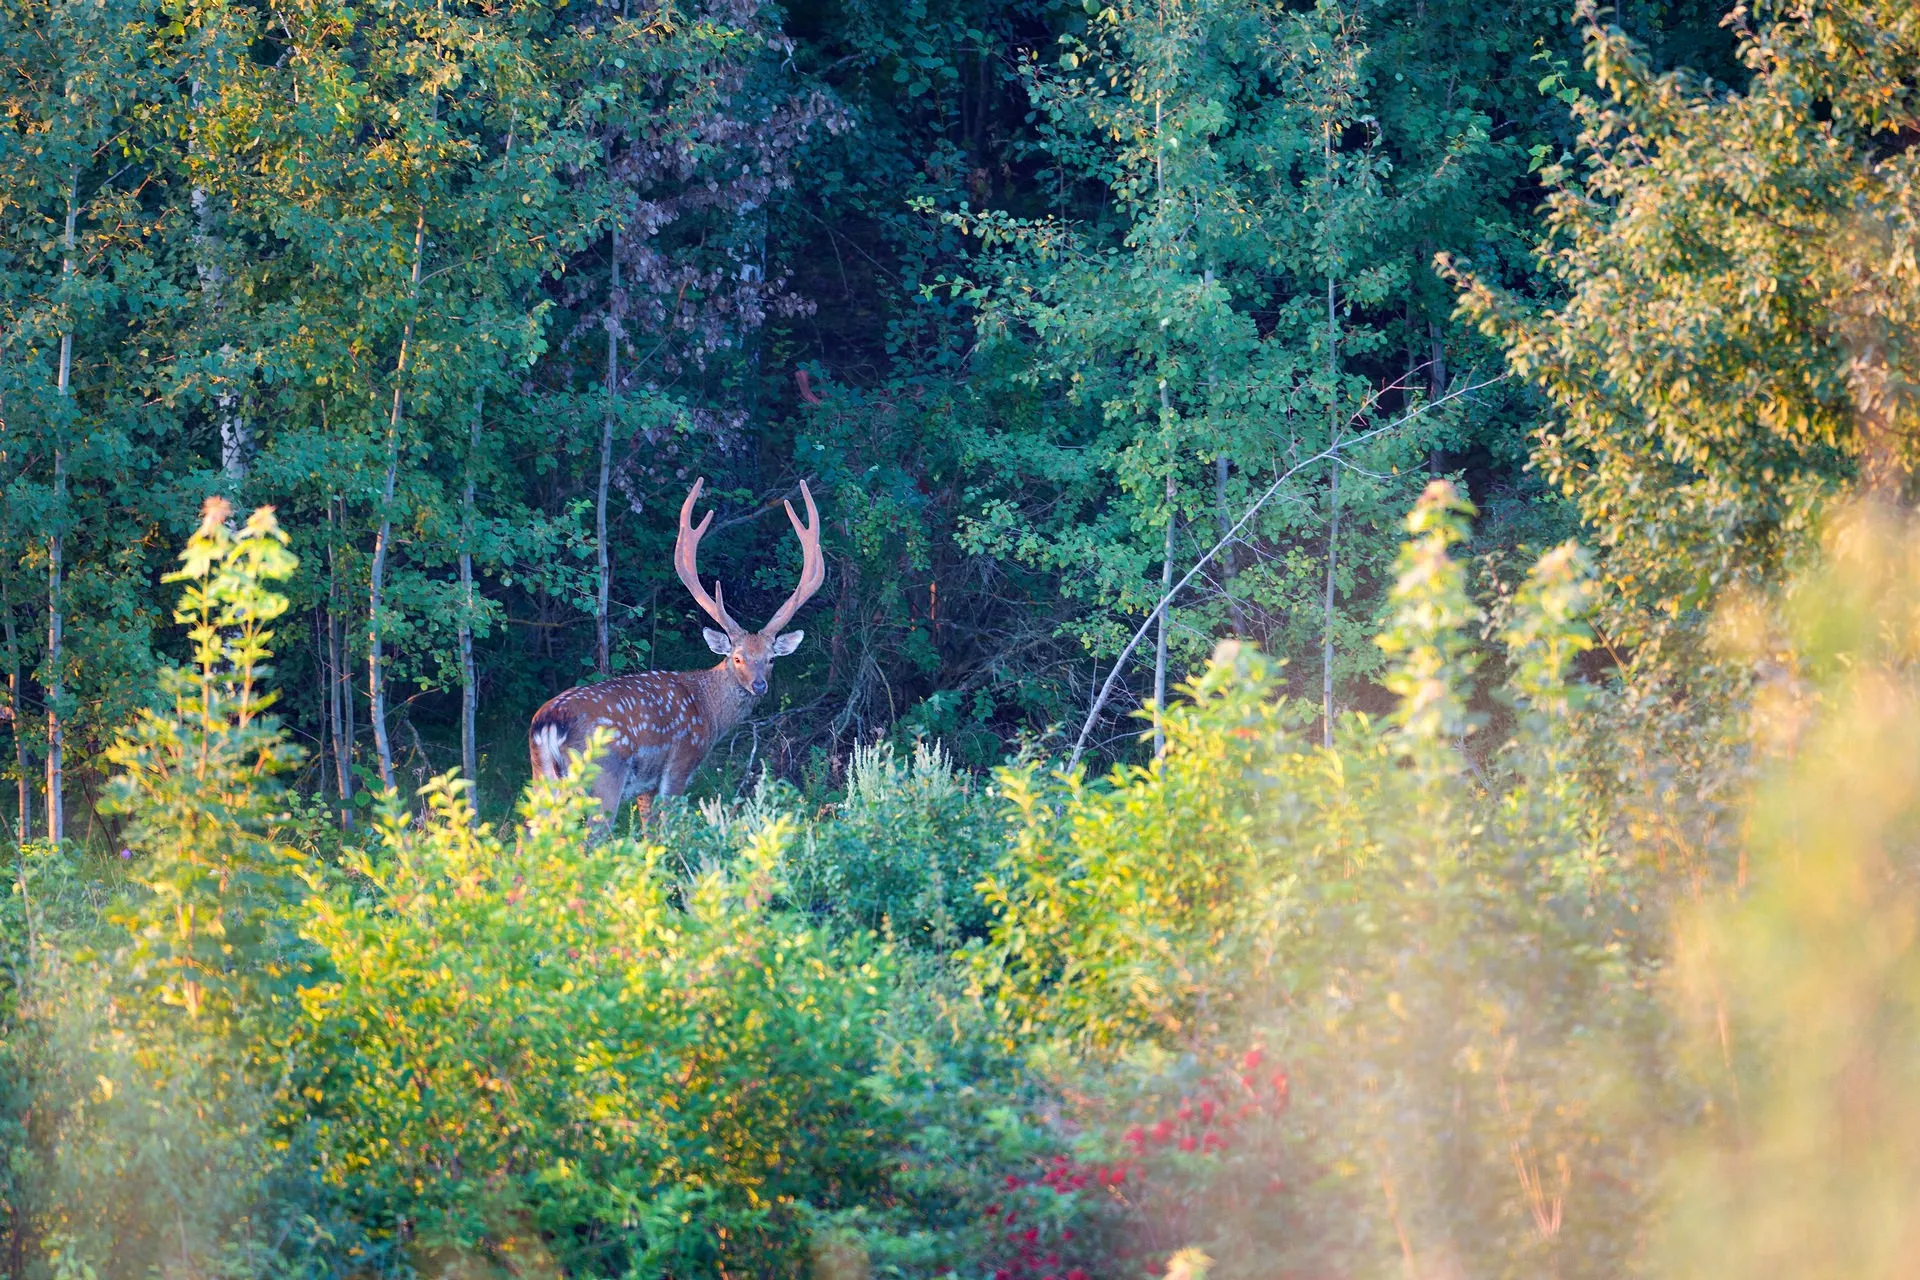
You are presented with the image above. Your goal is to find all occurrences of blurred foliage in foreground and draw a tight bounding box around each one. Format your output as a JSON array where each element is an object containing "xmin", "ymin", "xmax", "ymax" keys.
[{"xmin": 9, "ymin": 479, "xmax": 1920, "ymax": 1279}]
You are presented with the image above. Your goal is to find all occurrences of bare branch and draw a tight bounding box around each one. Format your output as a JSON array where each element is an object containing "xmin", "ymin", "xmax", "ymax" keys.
[{"xmin": 1066, "ymin": 370, "xmax": 1507, "ymax": 770}]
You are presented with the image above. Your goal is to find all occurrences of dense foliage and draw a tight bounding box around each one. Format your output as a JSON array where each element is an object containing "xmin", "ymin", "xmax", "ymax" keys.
[
  {"xmin": 0, "ymin": 0, "xmax": 1739, "ymax": 825},
  {"xmin": 8, "ymin": 0, "xmax": 1920, "ymax": 1277}
]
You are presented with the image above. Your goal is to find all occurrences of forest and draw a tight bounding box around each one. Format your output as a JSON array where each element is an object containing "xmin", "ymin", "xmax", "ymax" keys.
[{"xmin": 7, "ymin": 0, "xmax": 1920, "ymax": 1274}]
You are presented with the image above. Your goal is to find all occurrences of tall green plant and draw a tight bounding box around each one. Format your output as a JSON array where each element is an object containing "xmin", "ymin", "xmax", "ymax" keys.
[{"xmin": 101, "ymin": 497, "xmax": 302, "ymax": 1028}]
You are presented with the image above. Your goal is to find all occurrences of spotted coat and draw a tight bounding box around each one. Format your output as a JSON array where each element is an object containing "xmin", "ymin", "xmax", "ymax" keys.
[{"xmin": 528, "ymin": 660, "xmax": 766, "ymax": 824}]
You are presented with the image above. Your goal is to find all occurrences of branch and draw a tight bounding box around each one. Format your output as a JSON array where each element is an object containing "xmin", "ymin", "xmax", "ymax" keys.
[{"xmin": 1066, "ymin": 370, "xmax": 1507, "ymax": 770}]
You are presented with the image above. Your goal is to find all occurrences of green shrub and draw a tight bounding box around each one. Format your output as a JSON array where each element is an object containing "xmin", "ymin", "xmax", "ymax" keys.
[
  {"xmin": 291, "ymin": 763, "xmax": 908, "ymax": 1276},
  {"xmin": 660, "ymin": 739, "xmax": 1004, "ymax": 949},
  {"xmin": 967, "ymin": 483, "xmax": 1657, "ymax": 1279},
  {"xmin": 24, "ymin": 482, "xmax": 1920, "ymax": 1280},
  {"xmin": 8, "ymin": 503, "xmax": 932, "ymax": 1279},
  {"xmin": 97, "ymin": 497, "xmax": 308, "ymax": 1033}
]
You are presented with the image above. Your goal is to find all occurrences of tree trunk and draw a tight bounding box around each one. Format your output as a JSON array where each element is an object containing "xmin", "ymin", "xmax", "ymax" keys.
[
  {"xmin": 1153, "ymin": 470, "xmax": 1176, "ymax": 761},
  {"xmin": 1322, "ymin": 276, "xmax": 1340, "ymax": 750},
  {"xmin": 1153, "ymin": 381, "xmax": 1175, "ymax": 760},
  {"xmin": 1215, "ymin": 454, "xmax": 1244, "ymax": 634},
  {"xmin": 1205, "ymin": 265, "xmax": 1240, "ymax": 636},
  {"xmin": 597, "ymin": 221, "xmax": 621, "ymax": 676},
  {"xmin": 216, "ymin": 369, "xmax": 248, "ymax": 481},
  {"xmin": 1322, "ymin": 459, "xmax": 1340, "ymax": 749},
  {"xmin": 3, "ymin": 582, "xmax": 29, "ymax": 843},
  {"xmin": 46, "ymin": 179, "xmax": 77, "ymax": 846},
  {"xmin": 459, "ymin": 385, "xmax": 482, "ymax": 796},
  {"xmin": 188, "ymin": 75, "xmax": 248, "ymax": 486},
  {"xmin": 1428, "ymin": 317, "xmax": 1447, "ymax": 476},
  {"xmin": 311, "ymin": 605, "xmax": 330, "ymax": 800},
  {"xmin": 328, "ymin": 499, "xmax": 353, "ymax": 828},
  {"xmin": 192, "ymin": 193, "xmax": 247, "ymax": 483},
  {"xmin": 368, "ymin": 211, "xmax": 426, "ymax": 792}
]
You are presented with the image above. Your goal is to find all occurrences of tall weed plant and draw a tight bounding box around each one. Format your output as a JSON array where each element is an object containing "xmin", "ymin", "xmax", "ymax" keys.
[{"xmin": 660, "ymin": 739, "xmax": 1004, "ymax": 948}]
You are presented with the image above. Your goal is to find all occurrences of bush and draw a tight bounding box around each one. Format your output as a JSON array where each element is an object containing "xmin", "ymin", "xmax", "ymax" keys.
[
  {"xmin": 291, "ymin": 767, "xmax": 908, "ymax": 1276},
  {"xmin": 21, "ymin": 484, "xmax": 1920, "ymax": 1280},
  {"xmin": 966, "ymin": 483, "xmax": 1658, "ymax": 1278},
  {"xmin": 6, "ymin": 503, "xmax": 931, "ymax": 1279},
  {"xmin": 660, "ymin": 739, "xmax": 1004, "ymax": 948}
]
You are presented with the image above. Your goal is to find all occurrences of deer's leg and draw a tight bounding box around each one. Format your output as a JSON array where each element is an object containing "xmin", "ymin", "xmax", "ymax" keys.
[
  {"xmin": 659, "ymin": 747, "xmax": 703, "ymax": 801},
  {"xmin": 587, "ymin": 754, "xmax": 628, "ymax": 827},
  {"xmin": 630, "ymin": 794, "xmax": 653, "ymax": 827}
]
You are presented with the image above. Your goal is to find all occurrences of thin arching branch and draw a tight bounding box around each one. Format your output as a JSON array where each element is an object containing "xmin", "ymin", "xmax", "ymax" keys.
[{"xmin": 1067, "ymin": 370, "xmax": 1506, "ymax": 770}]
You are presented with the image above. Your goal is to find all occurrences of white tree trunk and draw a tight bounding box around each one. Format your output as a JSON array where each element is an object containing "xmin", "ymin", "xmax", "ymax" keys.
[
  {"xmin": 459, "ymin": 385, "xmax": 482, "ymax": 795},
  {"xmin": 328, "ymin": 500, "xmax": 353, "ymax": 828},
  {"xmin": 597, "ymin": 222, "xmax": 621, "ymax": 676},
  {"xmin": 3, "ymin": 580, "xmax": 29, "ymax": 843},
  {"xmin": 46, "ymin": 180, "xmax": 77, "ymax": 845},
  {"xmin": 1321, "ymin": 276, "xmax": 1340, "ymax": 750},
  {"xmin": 368, "ymin": 211, "xmax": 426, "ymax": 792}
]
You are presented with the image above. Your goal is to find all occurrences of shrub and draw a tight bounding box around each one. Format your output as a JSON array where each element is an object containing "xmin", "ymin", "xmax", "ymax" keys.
[
  {"xmin": 8, "ymin": 502, "xmax": 931, "ymax": 1279},
  {"xmin": 967, "ymin": 483, "xmax": 1657, "ymax": 1278},
  {"xmin": 291, "ymin": 763, "xmax": 909, "ymax": 1276},
  {"xmin": 661, "ymin": 738, "xmax": 1004, "ymax": 948},
  {"xmin": 23, "ymin": 483, "xmax": 1920, "ymax": 1280}
]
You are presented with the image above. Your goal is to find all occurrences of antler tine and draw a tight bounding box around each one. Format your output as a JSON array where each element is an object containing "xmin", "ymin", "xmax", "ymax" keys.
[
  {"xmin": 761, "ymin": 480, "xmax": 826, "ymax": 636},
  {"xmin": 675, "ymin": 478, "xmax": 742, "ymax": 636}
]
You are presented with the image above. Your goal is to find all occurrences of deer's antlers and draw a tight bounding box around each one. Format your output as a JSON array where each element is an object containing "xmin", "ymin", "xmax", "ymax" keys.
[
  {"xmin": 676, "ymin": 479, "xmax": 742, "ymax": 637},
  {"xmin": 675, "ymin": 479, "xmax": 825, "ymax": 638},
  {"xmin": 761, "ymin": 481, "xmax": 824, "ymax": 637}
]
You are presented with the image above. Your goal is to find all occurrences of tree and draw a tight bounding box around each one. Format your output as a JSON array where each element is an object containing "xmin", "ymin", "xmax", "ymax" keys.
[
  {"xmin": 1452, "ymin": 0, "xmax": 1920, "ymax": 660},
  {"xmin": 0, "ymin": 0, "xmax": 182, "ymax": 842},
  {"xmin": 176, "ymin": 0, "xmax": 603, "ymax": 792},
  {"xmin": 570, "ymin": 0, "xmax": 842, "ymax": 681},
  {"xmin": 941, "ymin": 0, "xmax": 1470, "ymax": 750}
]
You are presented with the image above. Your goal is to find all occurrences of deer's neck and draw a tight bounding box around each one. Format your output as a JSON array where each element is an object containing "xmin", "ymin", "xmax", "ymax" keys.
[{"xmin": 688, "ymin": 661, "xmax": 758, "ymax": 739}]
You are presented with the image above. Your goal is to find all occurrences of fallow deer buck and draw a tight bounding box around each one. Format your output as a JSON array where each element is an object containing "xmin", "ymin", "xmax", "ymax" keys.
[{"xmin": 528, "ymin": 478, "xmax": 824, "ymax": 824}]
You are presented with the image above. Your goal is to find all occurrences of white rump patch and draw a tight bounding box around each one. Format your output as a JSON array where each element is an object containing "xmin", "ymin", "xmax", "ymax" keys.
[{"xmin": 531, "ymin": 724, "xmax": 569, "ymax": 779}]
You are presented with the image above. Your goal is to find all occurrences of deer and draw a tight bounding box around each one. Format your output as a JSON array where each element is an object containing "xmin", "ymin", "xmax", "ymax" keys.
[{"xmin": 528, "ymin": 477, "xmax": 824, "ymax": 825}]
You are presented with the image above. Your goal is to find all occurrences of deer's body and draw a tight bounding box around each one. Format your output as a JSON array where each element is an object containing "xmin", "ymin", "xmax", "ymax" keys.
[
  {"xmin": 528, "ymin": 477, "xmax": 823, "ymax": 826},
  {"xmin": 529, "ymin": 664, "xmax": 756, "ymax": 819}
]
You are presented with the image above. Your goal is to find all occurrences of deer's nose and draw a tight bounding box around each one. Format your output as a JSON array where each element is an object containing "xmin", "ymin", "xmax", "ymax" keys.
[{"xmin": 752, "ymin": 677, "xmax": 768, "ymax": 696}]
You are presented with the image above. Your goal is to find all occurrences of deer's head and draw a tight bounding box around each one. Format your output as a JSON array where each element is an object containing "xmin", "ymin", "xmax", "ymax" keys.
[{"xmin": 675, "ymin": 478, "xmax": 825, "ymax": 699}]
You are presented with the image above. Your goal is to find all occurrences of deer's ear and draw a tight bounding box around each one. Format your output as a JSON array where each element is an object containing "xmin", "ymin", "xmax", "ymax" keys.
[
  {"xmin": 769, "ymin": 630, "xmax": 804, "ymax": 657},
  {"xmin": 703, "ymin": 628, "xmax": 734, "ymax": 655}
]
